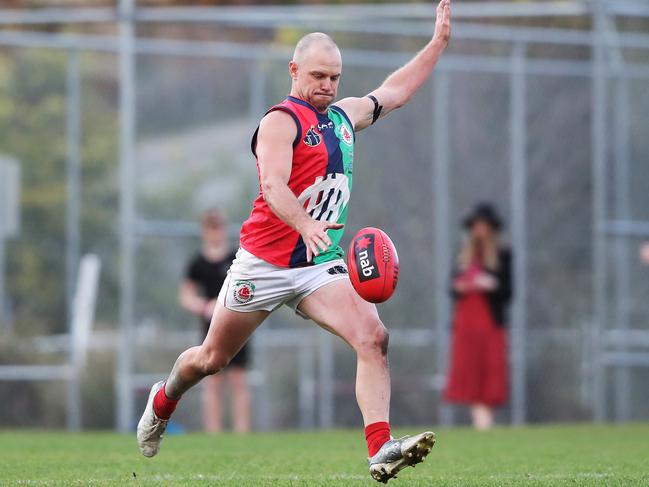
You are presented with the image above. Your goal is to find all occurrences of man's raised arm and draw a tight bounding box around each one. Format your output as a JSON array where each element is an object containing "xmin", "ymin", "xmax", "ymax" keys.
[{"xmin": 337, "ymin": 0, "xmax": 451, "ymax": 131}]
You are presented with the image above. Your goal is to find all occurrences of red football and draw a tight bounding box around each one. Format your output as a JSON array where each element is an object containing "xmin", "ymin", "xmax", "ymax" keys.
[{"xmin": 347, "ymin": 227, "xmax": 400, "ymax": 303}]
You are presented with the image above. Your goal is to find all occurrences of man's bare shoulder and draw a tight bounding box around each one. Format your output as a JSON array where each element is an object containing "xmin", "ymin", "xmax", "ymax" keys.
[
  {"xmin": 260, "ymin": 109, "xmax": 295, "ymax": 129},
  {"xmin": 258, "ymin": 109, "xmax": 298, "ymax": 144}
]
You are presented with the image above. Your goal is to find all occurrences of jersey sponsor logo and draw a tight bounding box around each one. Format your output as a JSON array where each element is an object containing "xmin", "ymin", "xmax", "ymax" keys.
[
  {"xmin": 297, "ymin": 173, "xmax": 351, "ymax": 223},
  {"xmin": 233, "ymin": 280, "xmax": 255, "ymax": 304},
  {"xmin": 318, "ymin": 121, "xmax": 334, "ymax": 132},
  {"xmin": 339, "ymin": 124, "xmax": 353, "ymax": 146},
  {"xmin": 354, "ymin": 234, "xmax": 380, "ymax": 282},
  {"xmin": 303, "ymin": 126, "xmax": 322, "ymax": 147}
]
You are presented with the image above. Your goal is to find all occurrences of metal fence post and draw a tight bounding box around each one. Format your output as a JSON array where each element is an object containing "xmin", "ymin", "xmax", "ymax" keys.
[
  {"xmin": 318, "ymin": 332, "xmax": 334, "ymax": 428},
  {"xmin": 0, "ymin": 158, "xmax": 19, "ymax": 330},
  {"xmin": 117, "ymin": 0, "xmax": 137, "ymax": 433},
  {"xmin": 65, "ymin": 49, "xmax": 82, "ymax": 430},
  {"xmin": 591, "ymin": 1, "xmax": 609, "ymax": 423},
  {"xmin": 298, "ymin": 342, "xmax": 316, "ymax": 430},
  {"xmin": 432, "ymin": 70, "xmax": 452, "ymax": 426},
  {"xmin": 612, "ymin": 75, "xmax": 632, "ymax": 422},
  {"xmin": 510, "ymin": 42, "xmax": 527, "ymax": 426}
]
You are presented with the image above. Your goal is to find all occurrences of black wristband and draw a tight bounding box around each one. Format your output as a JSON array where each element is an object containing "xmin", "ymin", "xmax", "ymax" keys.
[{"xmin": 367, "ymin": 95, "xmax": 383, "ymax": 125}]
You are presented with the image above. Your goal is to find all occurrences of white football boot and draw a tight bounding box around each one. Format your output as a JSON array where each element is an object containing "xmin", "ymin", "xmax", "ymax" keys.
[
  {"xmin": 368, "ymin": 431, "xmax": 436, "ymax": 483},
  {"xmin": 136, "ymin": 381, "xmax": 168, "ymax": 458}
]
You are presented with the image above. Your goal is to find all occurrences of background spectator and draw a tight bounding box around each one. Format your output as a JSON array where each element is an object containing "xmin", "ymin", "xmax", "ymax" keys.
[
  {"xmin": 444, "ymin": 203, "xmax": 512, "ymax": 430},
  {"xmin": 179, "ymin": 209, "xmax": 251, "ymax": 433}
]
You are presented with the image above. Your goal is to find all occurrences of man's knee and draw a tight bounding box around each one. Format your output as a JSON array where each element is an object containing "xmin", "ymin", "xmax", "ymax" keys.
[
  {"xmin": 354, "ymin": 319, "xmax": 390, "ymax": 358},
  {"xmin": 200, "ymin": 346, "xmax": 231, "ymax": 376}
]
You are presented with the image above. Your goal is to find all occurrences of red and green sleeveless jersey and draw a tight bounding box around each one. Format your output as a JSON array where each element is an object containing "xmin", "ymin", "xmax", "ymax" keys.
[{"xmin": 240, "ymin": 96, "xmax": 355, "ymax": 268}]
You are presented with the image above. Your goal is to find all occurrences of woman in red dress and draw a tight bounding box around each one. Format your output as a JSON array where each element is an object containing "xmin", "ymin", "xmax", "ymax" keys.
[{"xmin": 444, "ymin": 203, "xmax": 512, "ymax": 430}]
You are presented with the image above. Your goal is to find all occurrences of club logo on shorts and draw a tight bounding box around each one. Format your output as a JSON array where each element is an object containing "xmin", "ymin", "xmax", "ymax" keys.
[
  {"xmin": 327, "ymin": 265, "xmax": 348, "ymax": 275},
  {"xmin": 303, "ymin": 126, "xmax": 322, "ymax": 147},
  {"xmin": 233, "ymin": 280, "xmax": 255, "ymax": 304},
  {"xmin": 339, "ymin": 124, "xmax": 353, "ymax": 146}
]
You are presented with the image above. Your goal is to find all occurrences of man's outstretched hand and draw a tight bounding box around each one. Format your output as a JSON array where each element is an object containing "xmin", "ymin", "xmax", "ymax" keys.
[{"xmin": 433, "ymin": 0, "xmax": 451, "ymax": 48}]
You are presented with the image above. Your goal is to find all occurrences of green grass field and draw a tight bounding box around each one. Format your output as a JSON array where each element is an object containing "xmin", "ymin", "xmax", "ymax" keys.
[{"xmin": 1, "ymin": 424, "xmax": 647, "ymax": 486}]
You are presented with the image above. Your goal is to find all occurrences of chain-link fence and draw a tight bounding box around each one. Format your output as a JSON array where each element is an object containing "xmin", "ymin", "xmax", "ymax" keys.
[{"xmin": 1, "ymin": 1, "xmax": 648, "ymax": 430}]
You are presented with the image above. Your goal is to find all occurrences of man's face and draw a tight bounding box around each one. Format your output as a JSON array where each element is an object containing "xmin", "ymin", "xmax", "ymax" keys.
[{"xmin": 290, "ymin": 46, "xmax": 342, "ymax": 112}]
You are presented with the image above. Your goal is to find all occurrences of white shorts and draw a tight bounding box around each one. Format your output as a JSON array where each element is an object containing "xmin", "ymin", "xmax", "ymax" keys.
[{"xmin": 217, "ymin": 247, "xmax": 350, "ymax": 316}]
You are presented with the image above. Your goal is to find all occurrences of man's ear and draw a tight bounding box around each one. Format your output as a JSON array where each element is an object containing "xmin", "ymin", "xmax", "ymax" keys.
[{"xmin": 288, "ymin": 60, "xmax": 298, "ymax": 81}]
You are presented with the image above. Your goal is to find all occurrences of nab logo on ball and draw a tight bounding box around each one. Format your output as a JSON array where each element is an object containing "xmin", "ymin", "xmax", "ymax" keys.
[
  {"xmin": 354, "ymin": 234, "xmax": 380, "ymax": 282},
  {"xmin": 348, "ymin": 227, "xmax": 400, "ymax": 303}
]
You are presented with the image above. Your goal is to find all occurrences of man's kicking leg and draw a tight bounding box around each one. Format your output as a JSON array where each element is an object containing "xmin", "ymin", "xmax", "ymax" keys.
[
  {"xmin": 137, "ymin": 303, "xmax": 268, "ymax": 457},
  {"xmin": 298, "ymin": 279, "xmax": 435, "ymax": 483}
]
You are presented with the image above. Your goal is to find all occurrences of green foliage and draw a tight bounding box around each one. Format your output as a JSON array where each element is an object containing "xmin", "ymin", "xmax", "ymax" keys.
[
  {"xmin": 0, "ymin": 48, "xmax": 119, "ymax": 335},
  {"xmin": 0, "ymin": 425, "xmax": 648, "ymax": 485},
  {"xmin": 0, "ymin": 50, "xmax": 65, "ymax": 334}
]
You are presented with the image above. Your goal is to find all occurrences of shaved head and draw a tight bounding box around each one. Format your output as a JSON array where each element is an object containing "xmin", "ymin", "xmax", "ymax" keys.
[
  {"xmin": 293, "ymin": 32, "xmax": 340, "ymax": 64},
  {"xmin": 289, "ymin": 32, "xmax": 342, "ymax": 112}
]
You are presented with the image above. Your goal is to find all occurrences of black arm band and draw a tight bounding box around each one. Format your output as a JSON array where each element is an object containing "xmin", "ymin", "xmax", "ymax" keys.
[{"xmin": 367, "ymin": 95, "xmax": 383, "ymax": 125}]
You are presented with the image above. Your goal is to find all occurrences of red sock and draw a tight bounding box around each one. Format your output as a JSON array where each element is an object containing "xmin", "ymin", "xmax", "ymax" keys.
[
  {"xmin": 152, "ymin": 383, "xmax": 179, "ymax": 420},
  {"xmin": 365, "ymin": 421, "xmax": 391, "ymax": 457}
]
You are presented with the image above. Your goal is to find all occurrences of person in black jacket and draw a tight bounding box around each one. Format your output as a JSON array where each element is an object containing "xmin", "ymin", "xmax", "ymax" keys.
[
  {"xmin": 179, "ymin": 209, "xmax": 250, "ymax": 433},
  {"xmin": 444, "ymin": 203, "xmax": 512, "ymax": 430}
]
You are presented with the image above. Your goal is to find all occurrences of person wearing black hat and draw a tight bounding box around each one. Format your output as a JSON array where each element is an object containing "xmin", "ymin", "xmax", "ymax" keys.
[{"xmin": 444, "ymin": 203, "xmax": 512, "ymax": 430}]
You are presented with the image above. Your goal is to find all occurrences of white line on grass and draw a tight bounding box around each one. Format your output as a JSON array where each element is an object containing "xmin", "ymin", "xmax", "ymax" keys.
[{"xmin": 12, "ymin": 471, "xmax": 620, "ymax": 485}]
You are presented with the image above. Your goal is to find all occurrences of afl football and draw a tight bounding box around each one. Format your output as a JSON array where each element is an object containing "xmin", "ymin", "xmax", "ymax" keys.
[{"xmin": 347, "ymin": 227, "xmax": 400, "ymax": 303}]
